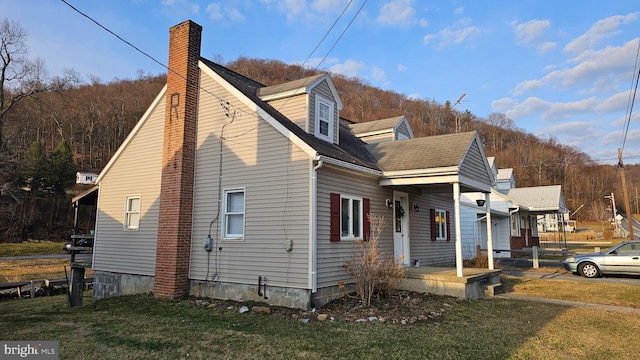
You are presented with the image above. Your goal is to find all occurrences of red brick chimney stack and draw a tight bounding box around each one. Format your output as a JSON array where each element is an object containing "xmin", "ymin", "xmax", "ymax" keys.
[{"xmin": 154, "ymin": 20, "xmax": 202, "ymax": 299}]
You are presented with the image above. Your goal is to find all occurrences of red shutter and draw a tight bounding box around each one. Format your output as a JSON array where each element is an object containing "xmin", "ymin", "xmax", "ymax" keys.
[
  {"xmin": 430, "ymin": 208, "xmax": 436, "ymax": 241},
  {"xmin": 330, "ymin": 193, "xmax": 340, "ymax": 242},
  {"xmin": 363, "ymin": 198, "xmax": 370, "ymax": 241},
  {"xmin": 446, "ymin": 210, "xmax": 451, "ymax": 241}
]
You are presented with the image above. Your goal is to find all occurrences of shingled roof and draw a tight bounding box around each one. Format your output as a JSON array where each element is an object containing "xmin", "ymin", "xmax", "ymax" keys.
[
  {"xmin": 348, "ymin": 116, "xmax": 405, "ymax": 134},
  {"xmin": 366, "ymin": 132, "xmax": 478, "ymax": 171}
]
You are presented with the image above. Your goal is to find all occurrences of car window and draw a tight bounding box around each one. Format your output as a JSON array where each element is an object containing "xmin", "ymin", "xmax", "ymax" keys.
[{"xmin": 616, "ymin": 243, "xmax": 638, "ymax": 255}]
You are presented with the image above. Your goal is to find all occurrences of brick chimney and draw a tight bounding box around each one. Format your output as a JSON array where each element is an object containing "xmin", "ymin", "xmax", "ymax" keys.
[{"xmin": 154, "ymin": 20, "xmax": 202, "ymax": 299}]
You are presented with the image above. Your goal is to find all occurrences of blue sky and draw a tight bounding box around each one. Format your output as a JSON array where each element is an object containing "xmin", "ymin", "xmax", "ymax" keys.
[{"xmin": 3, "ymin": 0, "xmax": 640, "ymax": 165}]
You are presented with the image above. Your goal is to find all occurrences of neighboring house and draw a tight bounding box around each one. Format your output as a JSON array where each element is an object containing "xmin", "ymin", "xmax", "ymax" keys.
[
  {"xmin": 90, "ymin": 20, "xmax": 496, "ymax": 309},
  {"xmin": 76, "ymin": 172, "xmax": 98, "ymax": 185},
  {"xmin": 460, "ymin": 158, "xmax": 569, "ymax": 258},
  {"xmin": 507, "ymin": 185, "xmax": 569, "ymax": 249}
]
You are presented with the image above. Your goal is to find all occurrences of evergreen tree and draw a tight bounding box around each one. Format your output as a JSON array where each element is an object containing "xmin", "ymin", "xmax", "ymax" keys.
[
  {"xmin": 45, "ymin": 140, "xmax": 76, "ymax": 194},
  {"xmin": 22, "ymin": 140, "xmax": 46, "ymax": 191}
]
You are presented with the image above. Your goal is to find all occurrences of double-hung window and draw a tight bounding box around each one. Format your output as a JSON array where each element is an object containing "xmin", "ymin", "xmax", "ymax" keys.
[
  {"xmin": 223, "ymin": 188, "xmax": 245, "ymax": 239},
  {"xmin": 315, "ymin": 95, "xmax": 334, "ymax": 142},
  {"xmin": 434, "ymin": 209, "xmax": 447, "ymax": 240},
  {"xmin": 430, "ymin": 208, "xmax": 450, "ymax": 241},
  {"xmin": 330, "ymin": 193, "xmax": 370, "ymax": 242},
  {"xmin": 124, "ymin": 195, "xmax": 141, "ymax": 230},
  {"xmin": 341, "ymin": 195, "xmax": 362, "ymax": 239}
]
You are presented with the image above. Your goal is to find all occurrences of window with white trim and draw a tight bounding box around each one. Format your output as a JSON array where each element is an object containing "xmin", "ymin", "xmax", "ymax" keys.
[
  {"xmin": 434, "ymin": 209, "xmax": 447, "ymax": 240},
  {"xmin": 223, "ymin": 188, "xmax": 245, "ymax": 239},
  {"xmin": 124, "ymin": 195, "xmax": 141, "ymax": 230},
  {"xmin": 511, "ymin": 213, "xmax": 521, "ymax": 236},
  {"xmin": 341, "ymin": 195, "xmax": 362, "ymax": 240},
  {"xmin": 315, "ymin": 95, "xmax": 334, "ymax": 142}
]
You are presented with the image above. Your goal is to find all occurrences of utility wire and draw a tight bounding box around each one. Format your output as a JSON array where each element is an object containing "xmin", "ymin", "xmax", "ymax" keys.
[
  {"xmin": 620, "ymin": 39, "xmax": 640, "ymax": 154},
  {"xmin": 60, "ymin": 0, "xmax": 259, "ymax": 121}
]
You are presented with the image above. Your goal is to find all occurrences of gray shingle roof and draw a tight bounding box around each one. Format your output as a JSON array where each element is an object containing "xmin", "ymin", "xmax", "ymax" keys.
[
  {"xmin": 257, "ymin": 73, "xmax": 326, "ymax": 98},
  {"xmin": 365, "ymin": 132, "xmax": 477, "ymax": 171},
  {"xmin": 348, "ymin": 116, "xmax": 405, "ymax": 134}
]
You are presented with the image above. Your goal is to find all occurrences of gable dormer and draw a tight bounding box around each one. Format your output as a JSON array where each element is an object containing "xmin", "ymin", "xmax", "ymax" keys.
[
  {"xmin": 258, "ymin": 74, "xmax": 343, "ymax": 144},
  {"xmin": 348, "ymin": 116, "xmax": 415, "ymax": 144}
]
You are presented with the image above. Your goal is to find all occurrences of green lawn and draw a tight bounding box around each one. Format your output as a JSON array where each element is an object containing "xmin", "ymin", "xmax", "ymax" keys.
[
  {"xmin": 0, "ymin": 242, "xmax": 66, "ymax": 256},
  {"xmin": 2, "ymin": 290, "xmax": 640, "ymax": 359}
]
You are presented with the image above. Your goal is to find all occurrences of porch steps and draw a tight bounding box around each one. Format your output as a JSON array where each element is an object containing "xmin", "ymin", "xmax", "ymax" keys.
[{"xmin": 483, "ymin": 283, "xmax": 505, "ymax": 297}]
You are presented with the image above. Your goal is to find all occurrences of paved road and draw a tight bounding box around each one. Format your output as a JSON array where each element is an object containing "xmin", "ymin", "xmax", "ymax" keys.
[
  {"xmin": 1, "ymin": 253, "xmax": 92, "ymax": 261},
  {"xmin": 500, "ymin": 257, "xmax": 640, "ymax": 285}
]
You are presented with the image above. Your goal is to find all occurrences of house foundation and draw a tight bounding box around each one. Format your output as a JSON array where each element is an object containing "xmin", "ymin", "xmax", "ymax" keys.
[{"xmin": 93, "ymin": 271, "xmax": 154, "ymax": 301}]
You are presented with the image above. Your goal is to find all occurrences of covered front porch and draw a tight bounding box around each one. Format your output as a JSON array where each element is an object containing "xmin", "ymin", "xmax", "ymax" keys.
[{"xmin": 399, "ymin": 266, "xmax": 503, "ymax": 300}]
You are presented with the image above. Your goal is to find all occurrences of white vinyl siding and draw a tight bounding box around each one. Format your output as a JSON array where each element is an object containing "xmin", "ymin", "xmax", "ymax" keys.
[
  {"xmin": 316, "ymin": 166, "xmax": 392, "ymax": 287},
  {"xmin": 408, "ymin": 194, "xmax": 456, "ymax": 266},
  {"xmin": 265, "ymin": 94, "xmax": 308, "ymax": 131},
  {"xmin": 93, "ymin": 90, "xmax": 165, "ymax": 276},
  {"xmin": 189, "ymin": 71, "xmax": 311, "ymax": 288}
]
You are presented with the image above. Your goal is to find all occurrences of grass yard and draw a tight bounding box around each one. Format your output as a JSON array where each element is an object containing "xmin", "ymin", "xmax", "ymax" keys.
[
  {"xmin": 2, "ymin": 291, "xmax": 640, "ymax": 359},
  {"xmin": 0, "ymin": 242, "xmax": 66, "ymax": 257}
]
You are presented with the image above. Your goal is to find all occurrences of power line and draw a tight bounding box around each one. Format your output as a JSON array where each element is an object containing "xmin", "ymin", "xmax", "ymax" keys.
[
  {"xmin": 620, "ymin": 39, "xmax": 640, "ymax": 154},
  {"xmin": 59, "ymin": 0, "xmax": 259, "ymax": 121}
]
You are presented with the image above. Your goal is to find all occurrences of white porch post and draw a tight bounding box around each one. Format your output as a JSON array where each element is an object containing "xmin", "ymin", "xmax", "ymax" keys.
[
  {"xmin": 454, "ymin": 182, "xmax": 463, "ymax": 277},
  {"xmin": 485, "ymin": 192, "xmax": 494, "ymax": 270}
]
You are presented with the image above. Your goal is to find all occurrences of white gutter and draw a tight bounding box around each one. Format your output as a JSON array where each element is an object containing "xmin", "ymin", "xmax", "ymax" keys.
[
  {"xmin": 310, "ymin": 155, "xmax": 323, "ymax": 293},
  {"xmin": 319, "ymin": 156, "xmax": 382, "ymax": 177}
]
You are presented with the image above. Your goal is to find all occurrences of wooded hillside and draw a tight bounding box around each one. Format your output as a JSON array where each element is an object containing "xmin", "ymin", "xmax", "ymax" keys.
[{"xmin": 0, "ymin": 56, "xmax": 636, "ymax": 242}]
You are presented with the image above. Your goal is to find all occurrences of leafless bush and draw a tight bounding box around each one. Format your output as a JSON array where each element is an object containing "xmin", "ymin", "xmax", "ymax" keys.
[{"xmin": 342, "ymin": 214, "xmax": 406, "ymax": 307}]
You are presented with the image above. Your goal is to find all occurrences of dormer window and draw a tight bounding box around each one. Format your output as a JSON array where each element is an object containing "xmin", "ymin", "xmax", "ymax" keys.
[{"xmin": 315, "ymin": 95, "xmax": 334, "ymax": 142}]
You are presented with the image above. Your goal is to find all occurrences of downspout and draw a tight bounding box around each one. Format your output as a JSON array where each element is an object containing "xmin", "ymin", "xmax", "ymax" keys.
[{"xmin": 310, "ymin": 156, "xmax": 323, "ymax": 293}]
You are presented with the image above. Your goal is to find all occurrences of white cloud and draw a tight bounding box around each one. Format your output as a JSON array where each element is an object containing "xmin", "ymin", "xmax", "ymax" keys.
[
  {"xmin": 426, "ymin": 17, "xmax": 483, "ymax": 48},
  {"xmin": 371, "ymin": 66, "xmax": 386, "ymax": 82},
  {"xmin": 311, "ymin": 0, "xmax": 346, "ymax": 13},
  {"xmin": 206, "ymin": 3, "xmax": 245, "ymax": 22},
  {"xmin": 161, "ymin": 0, "xmax": 200, "ymax": 18},
  {"xmin": 513, "ymin": 19, "xmax": 551, "ymax": 44},
  {"xmin": 423, "ymin": 34, "xmax": 436, "ymax": 45},
  {"xmin": 491, "ymin": 97, "xmax": 519, "ymax": 112},
  {"xmin": 504, "ymin": 97, "xmax": 598, "ymax": 122},
  {"xmin": 377, "ymin": 0, "xmax": 416, "ymax": 26},
  {"xmin": 564, "ymin": 12, "xmax": 640, "ymax": 53},
  {"xmin": 397, "ymin": 64, "xmax": 407, "ymax": 71},
  {"xmin": 329, "ymin": 59, "xmax": 365, "ymax": 77},
  {"xmin": 454, "ymin": 7, "xmax": 464, "ymax": 15},
  {"xmin": 511, "ymin": 38, "xmax": 638, "ymax": 97},
  {"xmin": 537, "ymin": 41, "xmax": 557, "ymax": 53}
]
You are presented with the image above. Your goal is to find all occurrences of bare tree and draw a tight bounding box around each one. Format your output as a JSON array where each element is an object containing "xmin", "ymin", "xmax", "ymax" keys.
[{"xmin": 0, "ymin": 18, "xmax": 77, "ymax": 151}]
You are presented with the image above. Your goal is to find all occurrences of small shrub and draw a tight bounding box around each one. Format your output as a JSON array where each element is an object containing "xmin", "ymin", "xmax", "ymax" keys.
[{"xmin": 342, "ymin": 214, "xmax": 406, "ymax": 307}]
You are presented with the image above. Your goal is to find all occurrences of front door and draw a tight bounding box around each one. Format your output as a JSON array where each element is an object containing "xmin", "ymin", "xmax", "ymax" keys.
[{"xmin": 393, "ymin": 191, "xmax": 410, "ymax": 266}]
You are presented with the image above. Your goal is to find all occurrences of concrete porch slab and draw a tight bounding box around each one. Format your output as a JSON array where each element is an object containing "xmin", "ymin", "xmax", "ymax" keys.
[{"xmin": 398, "ymin": 266, "xmax": 502, "ymax": 300}]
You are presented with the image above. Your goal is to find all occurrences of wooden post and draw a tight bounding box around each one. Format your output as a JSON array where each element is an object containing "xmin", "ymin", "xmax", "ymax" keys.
[
  {"xmin": 618, "ymin": 148, "xmax": 635, "ymax": 240},
  {"xmin": 532, "ymin": 246, "xmax": 539, "ymax": 269}
]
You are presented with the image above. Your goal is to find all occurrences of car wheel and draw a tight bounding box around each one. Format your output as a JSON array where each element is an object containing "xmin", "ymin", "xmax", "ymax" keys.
[{"xmin": 578, "ymin": 262, "xmax": 600, "ymax": 278}]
